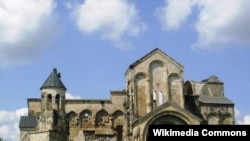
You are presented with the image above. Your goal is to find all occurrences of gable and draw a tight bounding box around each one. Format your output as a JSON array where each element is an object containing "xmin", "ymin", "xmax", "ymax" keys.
[{"xmin": 125, "ymin": 48, "xmax": 184, "ymax": 75}]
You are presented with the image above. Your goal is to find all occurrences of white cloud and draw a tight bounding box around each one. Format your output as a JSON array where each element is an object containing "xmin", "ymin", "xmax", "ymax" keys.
[
  {"xmin": 155, "ymin": 0, "xmax": 194, "ymax": 30},
  {"xmin": 71, "ymin": 0, "xmax": 146, "ymax": 49},
  {"xmin": 0, "ymin": 108, "xmax": 28, "ymax": 141},
  {"xmin": 238, "ymin": 115, "xmax": 250, "ymax": 124},
  {"xmin": 0, "ymin": 0, "xmax": 57, "ymax": 68},
  {"xmin": 235, "ymin": 108, "xmax": 250, "ymax": 124},
  {"xmin": 156, "ymin": 0, "xmax": 250, "ymax": 49},
  {"xmin": 66, "ymin": 92, "xmax": 81, "ymax": 99}
]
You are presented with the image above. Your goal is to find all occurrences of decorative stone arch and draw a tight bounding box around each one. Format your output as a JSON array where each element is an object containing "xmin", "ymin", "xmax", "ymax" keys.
[
  {"xmin": 67, "ymin": 111, "xmax": 77, "ymax": 120},
  {"xmin": 148, "ymin": 60, "xmax": 165, "ymax": 83},
  {"xmin": 148, "ymin": 60, "xmax": 165, "ymax": 87},
  {"xmin": 144, "ymin": 111, "xmax": 189, "ymax": 141},
  {"xmin": 67, "ymin": 111, "xmax": 79, "ymax": 140},
  {"xmin": 95, "ymin": 109, "xmax": 110, "ymax": 128},
  {"xmin": 80, "ymin": 109, "xmax": 93, "ymax": 128},
  {"xmin": 222, "ymin": 113, "xmax": 233, "ymax": 125},
  {"xmin": 207, "ymin": 112, "xmax": 219, "ymax": 125},
  {"xmin": 80, "ymin": 109, "xmax": 92, "ymax": 120},
  {"xmin": 134, "ymin": 72, "xmax": 148, "ymax": 81},
  {"xmin": 207, "ymin": 111, "xmax": 233, "ymax": 125},
  {"xmin": 168, "ymin": 73, "xmax": 184, "ymax": 107},
  {"xmin": 149, "ymin": 60, "xmax": 166, "ymax": 108},
  {"xmin": 112, "ymin": 110, "xmax": 125, "ymax": 141},
  {"xmin": 112, "ymin": 110, "xmax": 124, "ymax": 127},
  {"xmin": 148, "ymin": 60, "xmax": 165, "ymax": 69},
  {"xmin": 134, "ymin": 73, "xmax": 148, "ymax": 117},
  {"xmin": 67, "ymin": 111, "xmax": 78, "ymax": 127},
  {"xmin": 148, "ymin": 111, "xmax": 189, "ymax": 125},
  {"xmin": 184, "ymin": 81, "xmax": 194, "ymax": 95},
  {"xmin": 112, "ymin": 110, "xmax": 124, "ymax": 119}
]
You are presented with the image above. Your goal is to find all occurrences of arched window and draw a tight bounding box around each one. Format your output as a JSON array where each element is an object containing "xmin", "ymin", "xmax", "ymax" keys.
[
  {"xmin": 80, "ymin": 110, "xmax": 93, "ymax": 128},
  {"xmin": 80, "ymin": 110, "xmax": 92, "ymax": 120},
  {"xmin": 47, "ymin": 94, "xmax": 52, "ymax": 110},
  {"xmin": 56, "ymin": 94, "xmax": 60, "ymax": 109},
  {"xmin": 159, "ymin": 91, "xmax": 163, "ymax": 105},
  {"xmin": 112, "ymin": 110, "xmax": 124, "ymax": 126},
  {"xmin": 95, "ymin": 110, "xmax": 109, "ymax": 128}
]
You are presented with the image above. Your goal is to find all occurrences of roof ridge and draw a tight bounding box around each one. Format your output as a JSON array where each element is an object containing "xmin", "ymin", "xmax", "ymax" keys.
[{"xmin": 125, "ymin": 48, "xmax": 184, "ymax": 74}]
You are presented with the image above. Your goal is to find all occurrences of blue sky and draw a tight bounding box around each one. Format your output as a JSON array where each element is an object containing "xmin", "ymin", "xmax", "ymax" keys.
[{"xmin": 0, "ymin": 0, "xmax": 250, "ymax": 140}]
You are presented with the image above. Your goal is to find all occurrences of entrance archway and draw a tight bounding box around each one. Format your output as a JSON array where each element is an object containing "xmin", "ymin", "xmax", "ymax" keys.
[
  {"xmin": 144, "ymin": 112, "xmax": 188, "ymax": 141},
  {"xmin": 150, "ymin": 115, "xmax": 187, "ymax": 125}
]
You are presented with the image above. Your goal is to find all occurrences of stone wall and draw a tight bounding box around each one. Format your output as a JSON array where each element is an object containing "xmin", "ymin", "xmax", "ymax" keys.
[
  {"xmin": 64, "ymin": 91, "xmax": 128, "ymax": 140},
  {"xmin": 27, "ymin": 99, "xmax": 41, "ymax": 116},
  {"xmin": 125, "ymin": 50, "xmax": 184, "ymax": 119}
]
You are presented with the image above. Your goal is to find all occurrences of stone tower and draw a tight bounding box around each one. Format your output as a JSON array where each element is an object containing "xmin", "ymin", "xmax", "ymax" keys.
[
  {"xmin": 19, "ymin": 68, "xmax": 69, "ymax": 141},
  {"xmin": 38, "ymin": 68, "xmax": 69, "ymax": 141}
]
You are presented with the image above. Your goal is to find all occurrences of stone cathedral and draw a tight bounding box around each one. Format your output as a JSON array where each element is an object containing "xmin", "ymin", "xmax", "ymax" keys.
[{"xmin": 19, "ymin": 48, "xmax": 235, "ymax": 141}]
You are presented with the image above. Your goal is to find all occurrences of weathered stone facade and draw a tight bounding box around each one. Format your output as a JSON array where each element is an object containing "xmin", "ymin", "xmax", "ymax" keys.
[{"xmin": 19, "ymin": 48, "xmax": 235, "ymax": 141}]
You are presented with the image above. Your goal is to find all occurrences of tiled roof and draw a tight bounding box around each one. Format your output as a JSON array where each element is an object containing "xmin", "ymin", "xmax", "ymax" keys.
[
  {"xmin": 40, "ymin": 68, "xmax": 67, "ymax": 90},
  {"xmin": 19, "ymin": 116, "xmax": 37, "ymax": 128},
  {"xmin": 199, "ymin": 95, "xmax": 234, "ymax": 104}
]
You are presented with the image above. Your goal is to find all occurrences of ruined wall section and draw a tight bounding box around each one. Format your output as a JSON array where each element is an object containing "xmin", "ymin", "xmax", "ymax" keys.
[
  {"xmin": 184, "ymin": 76, "xmax": 235, "ymax": 125},
  {"xmin": 65, "ymin": 91, "xmax": 127, "ymax": 141}
]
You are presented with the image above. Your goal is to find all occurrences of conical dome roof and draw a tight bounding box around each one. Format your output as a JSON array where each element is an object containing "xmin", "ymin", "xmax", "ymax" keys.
[{"xmin": 40, "ymin": 68, "xmax": 67, "ymax": 90}]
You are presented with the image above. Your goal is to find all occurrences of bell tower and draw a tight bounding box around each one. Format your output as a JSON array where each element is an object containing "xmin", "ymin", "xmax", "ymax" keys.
[
  {"xmin": 40, "ymin": 68, "xmax": 66, "ymax": 111},
  {"xmin": 38, "ymin": 68, "xmax": 68, "ymax": 141}
]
